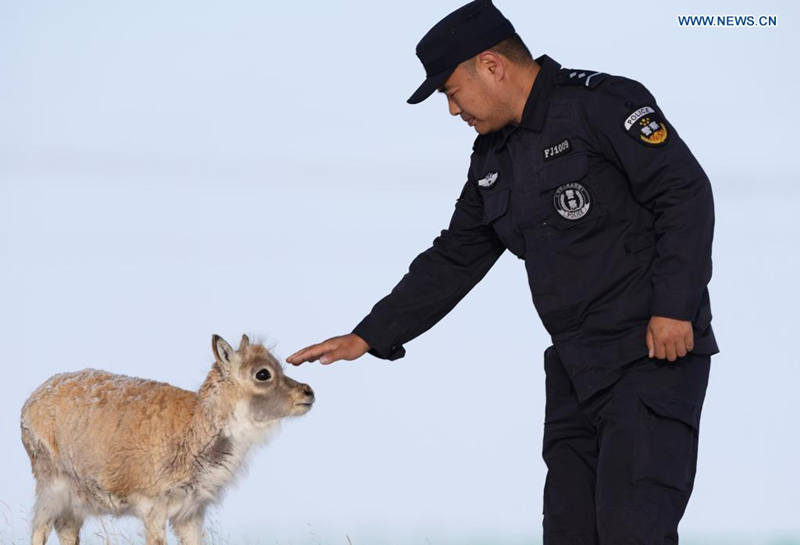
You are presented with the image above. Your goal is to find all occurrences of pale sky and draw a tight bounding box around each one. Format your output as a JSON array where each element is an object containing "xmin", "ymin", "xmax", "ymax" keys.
[{"xmin": 1, "ymin": 1, "xmax": 798, "ymax": 543}]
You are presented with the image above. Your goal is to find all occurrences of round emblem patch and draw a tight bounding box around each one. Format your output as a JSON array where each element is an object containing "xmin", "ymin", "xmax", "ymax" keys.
[{"xmin": 553, "ymin": 182, "xmax": 591, "ymax": 220}]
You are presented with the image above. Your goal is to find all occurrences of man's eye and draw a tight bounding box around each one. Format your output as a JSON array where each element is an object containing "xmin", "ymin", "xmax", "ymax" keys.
[{"xmin": 255, "ymin": 369, "xmax": 271, "ymax": 381}]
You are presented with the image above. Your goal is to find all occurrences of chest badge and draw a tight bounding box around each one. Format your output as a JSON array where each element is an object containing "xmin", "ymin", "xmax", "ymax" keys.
[
  {"xmin": 477, "ymin": 171, "xmax": 499, "ymax": 189},
  {"xmin": 553, "ymin": 182, "xmax": 591, "ymax": 220},
  {"xmin": 623, "ymin": 106, "xmax": 669, "ymax": 146}
]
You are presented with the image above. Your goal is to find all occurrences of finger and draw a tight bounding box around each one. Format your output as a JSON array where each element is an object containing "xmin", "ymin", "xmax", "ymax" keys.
[
  {"xmin": 666, "ymin": 341, "xmax": 677, "ymax": 362},
  {"xmin": 286, "ymin": 348, "xmax": 312, "ymax": 365},
  {"xmin": 288, "ymin": 343, "xmax": 330, "ymax": 365},
  {"xmin": 287, "ymin": 345, "xmax": 315, "ymax": 363},
  {"xmin": 676, "ymin": 338, "xmax": 688, "ymax": 358},
  {"xmin": 319, "ymin": 352, "xmax": 339, "ymax": 365},
  {"xmin": 286, "ymin": 354, "xmax": 303, "ymax": 365},
  {"xmin": 286, "ymin": 351, "xmax": 305, "ymax": 365},
  {"xmin": 320, "ymin": 344, "xmax": 352, "ymax": 365},
  {"xmin": 685, "ymin": 330, "xmax": 695, "ymax": 352},
  {"xmin": 655, "ymin": 338, "xmax": 666, "ymax": 360},
  {"xmin": 646, "ymin": 328, "xmax": 654, "ymax": 358}
]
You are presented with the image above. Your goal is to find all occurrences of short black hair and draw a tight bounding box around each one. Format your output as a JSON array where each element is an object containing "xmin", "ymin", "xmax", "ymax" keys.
[
  {"xmin": 489, "ymin": 33, "xmax": 533, "ymax": 64},
  {"xmin": 456, "ymin": 32, "xmax": 533, "ymax": 76}
]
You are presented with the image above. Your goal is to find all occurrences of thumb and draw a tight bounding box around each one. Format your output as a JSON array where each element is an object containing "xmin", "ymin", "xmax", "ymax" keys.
[
  {"xmin": 319, "ymin": 344, "xmax": 343, "ymax": 365},
  {"xmin": 319, "ymin": 351, "xmax": 335, "ymax": 365}
]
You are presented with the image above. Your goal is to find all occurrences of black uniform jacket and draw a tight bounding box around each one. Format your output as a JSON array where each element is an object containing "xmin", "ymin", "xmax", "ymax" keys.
[{"xmin": 353, "ymin": 54, "xmax": 719, "ymax": 402}]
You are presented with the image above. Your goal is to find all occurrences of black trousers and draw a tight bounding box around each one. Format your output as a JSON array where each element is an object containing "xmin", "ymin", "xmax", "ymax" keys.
[{"xmin": 542, "ymin": 345, "xmax": 711, "ymax": 545}]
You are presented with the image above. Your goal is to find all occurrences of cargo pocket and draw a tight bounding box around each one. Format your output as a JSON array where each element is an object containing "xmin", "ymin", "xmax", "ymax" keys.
[{"xmin": 632, "ymin": 394, "xmax": 702, "ymax": 494}]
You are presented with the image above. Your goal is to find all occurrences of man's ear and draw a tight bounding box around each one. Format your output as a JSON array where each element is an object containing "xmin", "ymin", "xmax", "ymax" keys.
[
  {"xmin": 212, "ymin": 334, "xmax": 239, "ymax": 376},
  {"xmin": 477, "ymin": 51, "xmax": 504, "ymax": 81}
]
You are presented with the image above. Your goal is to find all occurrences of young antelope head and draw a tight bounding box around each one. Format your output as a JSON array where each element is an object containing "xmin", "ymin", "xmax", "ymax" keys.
[{"xmin": 212, "ymin": 334, "xmax": 315, "ymax": 423}]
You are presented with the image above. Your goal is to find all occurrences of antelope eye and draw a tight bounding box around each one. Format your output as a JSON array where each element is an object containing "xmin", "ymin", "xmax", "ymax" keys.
[{"xmin": 255, "ymin": 368, "xmax": 271, "ymax": 381}]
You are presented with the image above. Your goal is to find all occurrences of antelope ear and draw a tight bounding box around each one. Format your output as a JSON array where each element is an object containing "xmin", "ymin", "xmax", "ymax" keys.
[
  {"xmin": 212, "ymin": 334, "xmax": 238, "ymax": 375},
  {"xmin": 239, "ymin": 334, "xmax": 250, "ymax": 351}
]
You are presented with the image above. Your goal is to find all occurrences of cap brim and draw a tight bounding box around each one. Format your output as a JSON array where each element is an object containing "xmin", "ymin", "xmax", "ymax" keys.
[{"xmin": 406, "ymin": 69, "xmax": 453, "ymax": 104}]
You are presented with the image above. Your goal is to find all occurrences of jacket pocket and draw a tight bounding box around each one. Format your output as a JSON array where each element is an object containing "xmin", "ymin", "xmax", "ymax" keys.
[
  {"xmin": 537, "ymin": 152, "xmax": 607, "ymax": 230},
  {"xmin": 632, "ymin": 394, "xmax": 702, "ymax": 494},
  {"xmin": 539, "ymin": 151, "xmax": 590, "ymax": 191},
  {"xmin": 481, "ymin": 187, "xmax": 510, "ymax": 224}
]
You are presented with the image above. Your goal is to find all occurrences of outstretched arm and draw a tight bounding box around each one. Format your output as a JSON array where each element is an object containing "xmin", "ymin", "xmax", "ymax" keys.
[{"xmin": 287, "ymin": 177, "xmax": 506, "ymax": 365}]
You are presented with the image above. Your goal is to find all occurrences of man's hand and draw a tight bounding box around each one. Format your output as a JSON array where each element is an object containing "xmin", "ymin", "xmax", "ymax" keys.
[
  {"xmin": 286, "ymin": 334, "xmax": 370, "ymax": 366},
  {"xmin": 646, "ymin": 315, "xmax": 694, "ymax": 361}
]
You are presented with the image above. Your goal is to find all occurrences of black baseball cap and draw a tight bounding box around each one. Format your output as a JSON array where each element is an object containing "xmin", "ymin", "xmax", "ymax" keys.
[{"xmin": 407, "ymin": 0, "xmax": 516, "ymax": 104}]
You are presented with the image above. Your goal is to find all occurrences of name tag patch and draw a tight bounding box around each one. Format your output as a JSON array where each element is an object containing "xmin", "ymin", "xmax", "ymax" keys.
[{"xmin": 543, "ymin": 138, "xmax": 572, "ymax": 161}]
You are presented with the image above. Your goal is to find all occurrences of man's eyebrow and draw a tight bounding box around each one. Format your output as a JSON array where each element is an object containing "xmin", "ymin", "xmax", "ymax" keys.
[{"xmin": 437, "ymin": 86, "xmax": 448, "ymax": 94}]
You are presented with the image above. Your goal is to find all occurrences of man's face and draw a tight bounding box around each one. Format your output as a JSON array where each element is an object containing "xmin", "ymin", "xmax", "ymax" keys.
[{"xmin": 438, "ymin": 59, "xmax": 510, "ymax": 134}]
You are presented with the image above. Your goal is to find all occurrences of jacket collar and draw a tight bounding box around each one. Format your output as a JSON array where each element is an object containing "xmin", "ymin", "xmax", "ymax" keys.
[{"xmin": 496, "ymin": 53, "xmax": 561, "ymax": 149}]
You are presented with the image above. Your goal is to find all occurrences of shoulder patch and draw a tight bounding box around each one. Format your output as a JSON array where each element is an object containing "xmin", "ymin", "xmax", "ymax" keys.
[
  {"xmin": 623, "ymin": 105, "xmax": 669, "ymax": 146},
  {"xmin": 557, "ymin": 68, "xmax": 607, "ymax": 89}
]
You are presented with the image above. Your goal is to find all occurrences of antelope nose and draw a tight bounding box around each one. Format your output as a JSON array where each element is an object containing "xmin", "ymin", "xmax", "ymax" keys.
[{"xmin": 302, "ymin": 384, "xmax": 314, "ymax": 400}]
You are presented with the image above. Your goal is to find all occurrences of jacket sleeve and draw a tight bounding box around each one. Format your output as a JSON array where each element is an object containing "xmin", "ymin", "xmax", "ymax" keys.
[
  {"xmin": 351, "ymin": 174, "xmax": 506, "ymax": 360},
  {"xmin": 582, "ymin": 76, "xmax": 716, "ymax": 322}
]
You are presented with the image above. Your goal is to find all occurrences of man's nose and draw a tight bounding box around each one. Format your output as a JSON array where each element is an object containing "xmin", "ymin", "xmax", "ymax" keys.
[{"xmin": 447, "ymin": 96, "xmax": 461, "ymax": 116}]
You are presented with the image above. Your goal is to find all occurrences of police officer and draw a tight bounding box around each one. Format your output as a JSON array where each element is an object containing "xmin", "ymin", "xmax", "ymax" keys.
[{"xmin": 287, "ymin": 0, "xmax": 720, "ymax": 542}]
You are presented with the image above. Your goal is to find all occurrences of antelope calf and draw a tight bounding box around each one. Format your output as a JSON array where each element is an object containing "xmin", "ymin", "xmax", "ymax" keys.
[{"xmin": 20, "ymin": 334, "xmax": 314, "ymax": 545}]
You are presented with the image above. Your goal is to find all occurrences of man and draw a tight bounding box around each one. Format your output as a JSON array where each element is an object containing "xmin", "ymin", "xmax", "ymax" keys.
[{"xmin": 288, "ymin": 0, "xmax": 720, "ymax": 542}]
